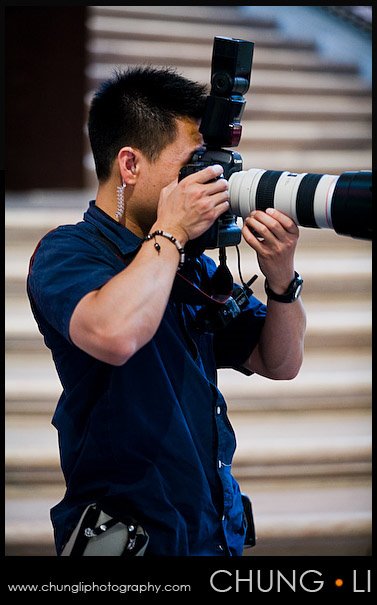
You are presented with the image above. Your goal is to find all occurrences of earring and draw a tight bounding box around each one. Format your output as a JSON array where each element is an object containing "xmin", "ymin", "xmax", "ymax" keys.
[{"xmin": 115, "ymin": 181, "xmax": 126, "ymax": 222}]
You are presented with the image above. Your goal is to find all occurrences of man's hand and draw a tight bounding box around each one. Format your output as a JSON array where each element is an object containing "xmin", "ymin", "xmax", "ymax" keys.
[
  {"xmin": 242, "ymin": 207, "xmax": 299, "ymax": 294},
  {"xmin": 242, "ymin": 207, "xmax": 306, "ymax": 380},
  {"xmin": 154, "ymin": 164, "xmax": 229, "ymax": 244}
]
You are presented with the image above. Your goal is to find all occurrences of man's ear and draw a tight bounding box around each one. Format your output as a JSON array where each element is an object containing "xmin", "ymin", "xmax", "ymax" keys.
[{"xmin": 117, "ymin": 147, "xmax": 139, "ymax": 184}]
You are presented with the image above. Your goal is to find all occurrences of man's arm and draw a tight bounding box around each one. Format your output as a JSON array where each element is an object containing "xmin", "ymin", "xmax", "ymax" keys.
[
  {"xmin": 244, "ymin": 296, "xmax": 306, "ymax": 379},
  {"xmin": 241, "ymin": 208, "xmax": 306, "ymax": 380},
  {"xmin": 69, "ymin": 165, "xmax": 229, "ymax": 366}
]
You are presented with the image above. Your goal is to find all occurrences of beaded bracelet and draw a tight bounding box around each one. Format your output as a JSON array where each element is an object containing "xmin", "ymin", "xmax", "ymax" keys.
[{"xmin": 144, "ymin": 230, "xmax": 185, "ymax": 269}]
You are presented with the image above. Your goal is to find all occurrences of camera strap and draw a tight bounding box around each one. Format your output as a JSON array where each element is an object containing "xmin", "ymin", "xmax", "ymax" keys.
[
  {"xmin": 92, "ymin": 227, "xmax": 237, "ymax": 309},
  {"xmin": 173, "ymin": 270, "xmax": 233, "ymax": 307},
  {"xmin": 172, "ymin": 248, "xmax": 236, "ymax": 307}
]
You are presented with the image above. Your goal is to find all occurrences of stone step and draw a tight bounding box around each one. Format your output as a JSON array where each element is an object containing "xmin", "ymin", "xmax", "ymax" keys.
[
  {"xmin": 241, "ymin": 481, "xmax": 372, "ymax": 556},
  {"xmin": 5, "ymin": 451, "xmax": 371, "ymax": 488},
  {"xmin": 89, "ymin": 4, "xmax": 277, "ymax": 29},
  {"xmin": 86, "ymin": 37, "xmax": 360, "ymax": 76},
  {"xmin": 244, "ymin": 94, "xmax": 371, "ymax": 121},
  {"xmin": 86, "ymin": 12, "xmax": 316, "ymax": 52},
  {"xmin": 6, "ymin": 407, "xmax": 371, "ymax": 555},
  {"xmin": 218, "ymin": 350, "xmax": 371, "ymax": 411},
  {"xmin": 5, "ymin": 293, "xmax": 372, "ymax": 351},
  {"xmin": 87, "ymin": 63, "xmax": 371, "ymax": 97},
  {"xmin": 4, "ymin": 477, "xmax": 372, "ymax": 556},
  {"xmin": 5, "ymin": 347, "xmax": 372, "ymax": 417},
  {"xmin": 240, "ymin": 120, "xmax": 371, "ymax": 149},
  {"xmin": 5, "ymin": 407, "xmax": 371, "ymax": 479}
]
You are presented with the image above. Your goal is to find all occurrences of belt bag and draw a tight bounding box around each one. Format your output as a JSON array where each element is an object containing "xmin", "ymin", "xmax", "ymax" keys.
[{"xmin": 60, "ymin": 503, "xmax": 149, "ymax": 556}]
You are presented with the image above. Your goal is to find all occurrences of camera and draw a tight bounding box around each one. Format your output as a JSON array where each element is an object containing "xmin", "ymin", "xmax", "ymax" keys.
[{"xmin": 179, "ymin": 36, "xmax": 372, "ymax": 254}]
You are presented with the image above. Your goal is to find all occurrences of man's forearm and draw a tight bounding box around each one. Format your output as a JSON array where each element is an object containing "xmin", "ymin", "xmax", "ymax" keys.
[{"xmin": 244, "ymin": 297, "xmax": 306, "ymax": 380}]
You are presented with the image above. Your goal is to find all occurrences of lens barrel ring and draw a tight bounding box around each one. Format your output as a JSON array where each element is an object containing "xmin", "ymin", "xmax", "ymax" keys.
[{"xmin": 255, "ymin": 171, "xmax": 282, "ymax": 211}]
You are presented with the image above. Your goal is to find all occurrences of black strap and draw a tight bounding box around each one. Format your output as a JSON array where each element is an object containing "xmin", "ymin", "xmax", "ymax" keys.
[{"xmin": 94, "ymin": 228, "xmax": 234, "ymax": 308}]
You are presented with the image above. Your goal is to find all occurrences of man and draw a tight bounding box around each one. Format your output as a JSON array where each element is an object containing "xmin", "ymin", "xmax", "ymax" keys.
[{"xmin": 27, "ymin": 66, "xmax": 306, "ymax": 556}]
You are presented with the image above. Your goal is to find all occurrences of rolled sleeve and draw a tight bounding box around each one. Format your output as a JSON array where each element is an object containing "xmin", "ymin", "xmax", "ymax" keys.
[{"xmin": 27, "ymin": 226, "xmax": 118, "ymax": 341}]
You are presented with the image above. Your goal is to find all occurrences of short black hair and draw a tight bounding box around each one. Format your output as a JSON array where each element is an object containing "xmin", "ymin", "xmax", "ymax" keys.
[{"xmin": 88, "ymin": 66, "xmax": 207, "ymax": 181}]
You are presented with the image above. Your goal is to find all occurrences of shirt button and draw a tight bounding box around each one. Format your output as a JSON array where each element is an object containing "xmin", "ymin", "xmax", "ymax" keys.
[
  {"xmin": 216, "ymin": 406, "xmax": 221, "ymax": 415},
  {"xmin": 218, "ymin": 460, "xmax": 222, "ymax": 469},
  {"xmin": 216, "ymin": 544, "xmax": 224, "ymax": 552}
]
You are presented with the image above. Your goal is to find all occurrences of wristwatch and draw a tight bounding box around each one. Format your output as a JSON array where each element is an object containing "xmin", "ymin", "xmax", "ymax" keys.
[{"xmin": 264, "ymin": 271, "xmax": 303, "ymax": 303}]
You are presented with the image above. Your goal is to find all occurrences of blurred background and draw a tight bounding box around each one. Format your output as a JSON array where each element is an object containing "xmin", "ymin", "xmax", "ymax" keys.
[{"xmin": 5, "ymin": 5, "xmax": 372, "ymax": 556}]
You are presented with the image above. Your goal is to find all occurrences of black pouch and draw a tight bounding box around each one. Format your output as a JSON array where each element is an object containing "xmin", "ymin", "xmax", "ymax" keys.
[
  {"xmin": 241, "ymin": 493, "xmax": 256, "ymax": 548},
  {"xmin": 60, "ymin": 503, "xmax": 149, "ymax": 556}
]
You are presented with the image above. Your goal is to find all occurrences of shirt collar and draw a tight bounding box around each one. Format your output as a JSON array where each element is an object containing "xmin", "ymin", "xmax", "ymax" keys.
[{"xmin": 83, "ymin": 200, "xmax": 142, "ymax": 256}]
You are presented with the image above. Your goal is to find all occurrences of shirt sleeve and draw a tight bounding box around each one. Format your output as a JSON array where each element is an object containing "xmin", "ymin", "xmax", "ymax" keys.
[
  {"xmin": 27, "ymin": 225, "xmax": 120, "ymax": 342},
  {"xmin": 201, "ymin": 254, "xmax": 267, "ymax": 375}
]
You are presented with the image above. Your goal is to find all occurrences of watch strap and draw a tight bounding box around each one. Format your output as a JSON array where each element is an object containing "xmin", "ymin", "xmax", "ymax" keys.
[{"xmin": 265, "ymin": 271, "xmax": 303, "ymax": 303}]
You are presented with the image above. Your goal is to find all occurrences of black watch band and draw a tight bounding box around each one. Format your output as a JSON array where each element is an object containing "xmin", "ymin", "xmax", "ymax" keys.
[{"xmin": 265, "ymin": 271, "xmax": 303, "ymax": 303}]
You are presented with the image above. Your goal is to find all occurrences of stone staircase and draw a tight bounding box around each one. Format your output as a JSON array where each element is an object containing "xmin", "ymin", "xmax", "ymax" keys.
[{"xmin": 5, "ymin": 5, "xmax": 371, "ymax": 556}]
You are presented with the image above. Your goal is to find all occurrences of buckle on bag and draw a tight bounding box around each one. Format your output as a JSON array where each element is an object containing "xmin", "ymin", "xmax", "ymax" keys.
[{"xmin": 60, "ymin": 503, "xmax": 149, "ymax": 557}]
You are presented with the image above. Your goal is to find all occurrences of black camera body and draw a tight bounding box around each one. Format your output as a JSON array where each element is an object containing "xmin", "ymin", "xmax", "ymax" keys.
[
  {"xmin": 179, "ymin": 36, "xmax": 254, "ymax": 256},
  {"xmin": 179, "ymin": 148, "xmax": 243, "ymax": 255}
]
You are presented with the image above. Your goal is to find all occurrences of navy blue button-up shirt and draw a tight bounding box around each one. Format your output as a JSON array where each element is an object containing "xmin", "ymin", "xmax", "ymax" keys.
[{"xmin": 27, "ymin": 201, "xmax": 266, "ymax": 556}]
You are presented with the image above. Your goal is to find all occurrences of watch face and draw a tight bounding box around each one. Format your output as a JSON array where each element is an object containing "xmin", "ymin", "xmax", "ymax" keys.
[
  {"xmin": 294, "ymin": 283, "xmax": 303, "ymax": 299},
  {"xmin": 293, "ymin": 275, "xmax": 303, "ymax": 299}
]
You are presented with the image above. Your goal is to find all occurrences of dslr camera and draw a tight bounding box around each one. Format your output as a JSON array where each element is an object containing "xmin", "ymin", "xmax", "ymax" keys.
[{"xmin": 179, "ymin": 36, "xmax": 372, "ymax": 256}]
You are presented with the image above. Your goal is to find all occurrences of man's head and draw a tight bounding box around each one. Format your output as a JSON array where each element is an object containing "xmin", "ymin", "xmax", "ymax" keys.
[{"xmin": 88, "ymin": 66, "xmax": 207, "ymax": 182}]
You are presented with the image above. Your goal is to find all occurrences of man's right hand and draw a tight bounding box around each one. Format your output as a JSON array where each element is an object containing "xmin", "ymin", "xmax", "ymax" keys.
[{"xmin": 153, "ymin": 164, "xmax": 230, "ymax": 245}]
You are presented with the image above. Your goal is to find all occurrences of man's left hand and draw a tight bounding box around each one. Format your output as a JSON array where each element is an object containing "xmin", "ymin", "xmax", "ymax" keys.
[{"xmin": 242, "ymin": 207, "xmax": 299, "ymax": 294}]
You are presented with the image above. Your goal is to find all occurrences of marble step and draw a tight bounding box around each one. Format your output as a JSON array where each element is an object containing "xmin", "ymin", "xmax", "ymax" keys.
[
  {"xmin": 5, "ymin": 407, "xmax": 371, "ymax": 481},
  {"xmin": 6, "ymin": 403, "xmax": 371, "ymax": 556},
  {"xmin": 89, "ymin": 4, "xmax": 278, "ymax": 29},
  {"xmin": 5, "ymin": 294, "xmax": 372, "ymax": 352},
  {"xmin": 87, "ymin": 62, "xmax": 371, "ymax": 97},
  {"xmin": 86, "ymin": 37, "xmax": 360, "ymax": 75},
  {"xmin": 242, "ymin": 95, "xmax": 371, "ymax": 121},
  {"xmin": 86, "ymin": 11, "xmax": 315, "ymax": 52},
  {"xmin": 5, "ymin": 347, "xmax": 372, "ymax": 416},
  {"xmin": 5, "ymin": 477, "xmax": 372, "ymax": 556}
]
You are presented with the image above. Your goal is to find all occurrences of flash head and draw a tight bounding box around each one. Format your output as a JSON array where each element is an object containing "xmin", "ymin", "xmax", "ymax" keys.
[{"xmin": 199, "ymin": 37, "xmax": 254, "ymax": 148}]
